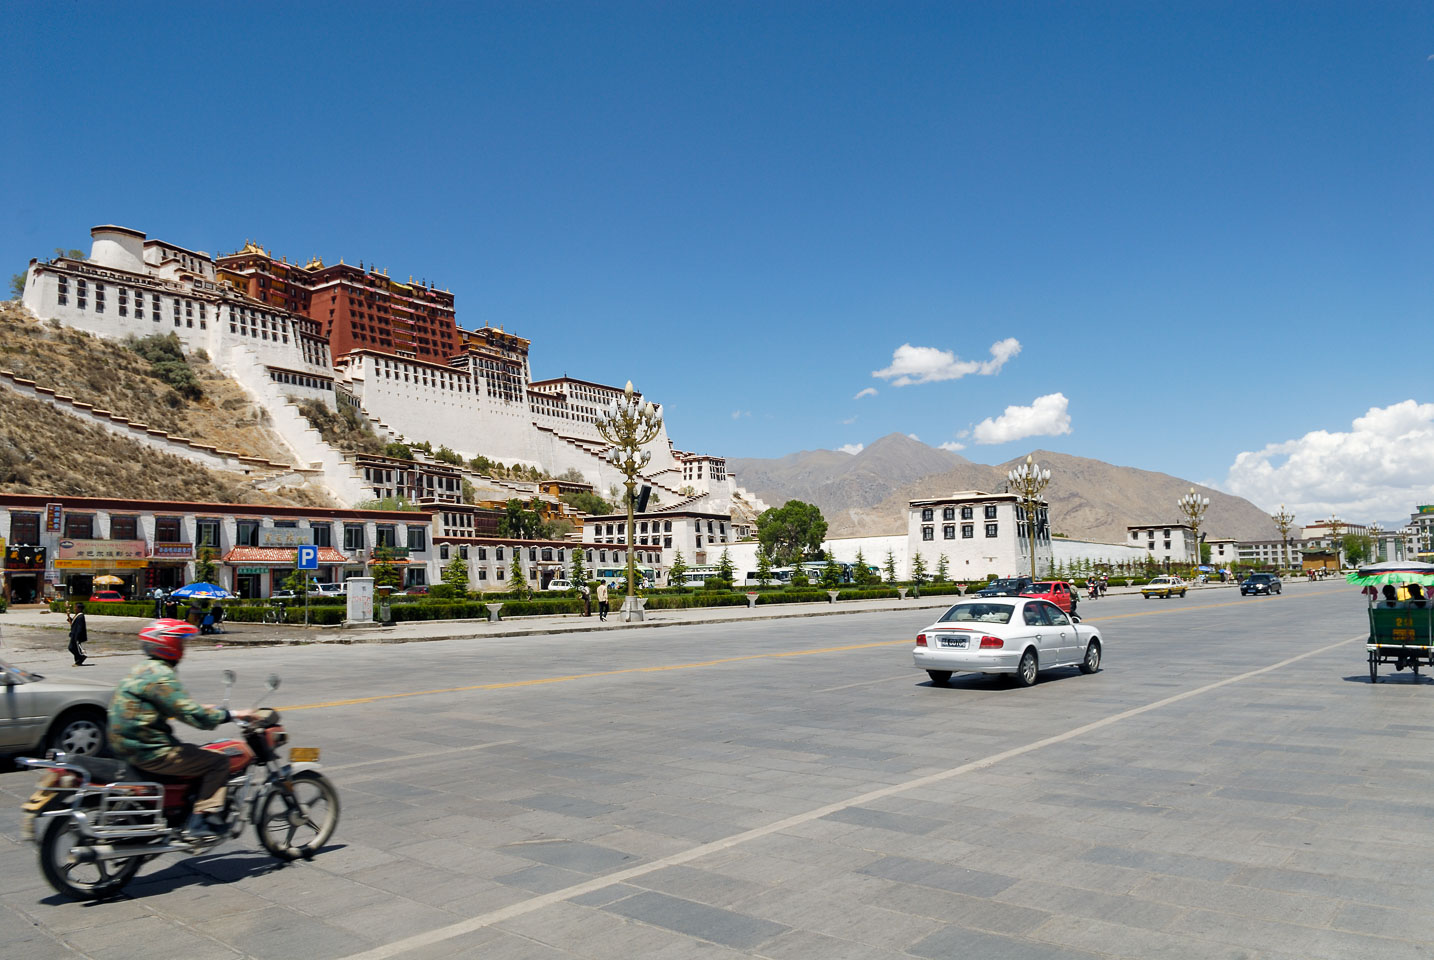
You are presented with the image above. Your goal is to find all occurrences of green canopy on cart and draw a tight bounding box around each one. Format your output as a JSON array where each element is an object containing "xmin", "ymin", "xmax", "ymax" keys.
[{"xmin": 1346, "ymin": 561, "xmax": 1434, "ymax": 586}]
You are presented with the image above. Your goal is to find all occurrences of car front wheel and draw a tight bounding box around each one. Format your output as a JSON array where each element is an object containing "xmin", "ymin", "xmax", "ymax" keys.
[{"xmin": 1014, "ymin": 649, "xmax": 1038, "ymax": 687}]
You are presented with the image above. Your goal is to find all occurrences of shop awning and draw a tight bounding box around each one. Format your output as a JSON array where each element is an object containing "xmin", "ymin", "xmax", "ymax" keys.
[{"xmin": 222, "ymin": 546, "xmax": 350, "ymax": 565}]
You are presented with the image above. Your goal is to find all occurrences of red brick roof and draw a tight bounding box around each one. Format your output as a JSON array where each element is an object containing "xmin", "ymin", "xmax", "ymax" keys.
[{"xmin": 221, "ymin": 546, "xmax": 350, "ymax": 565}]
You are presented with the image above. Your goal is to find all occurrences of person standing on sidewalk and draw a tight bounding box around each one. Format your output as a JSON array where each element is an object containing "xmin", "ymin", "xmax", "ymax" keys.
[
  {"xmin": 580, "ymin": 582, "xmax": 591, "ymax": 617},
  {"xmin": 597, "ymin": 581, "xmax": 609, "ymax": 621},
  {"xmin": 66, "ymin": 601, "xmax": 90, "ymax": 666}
]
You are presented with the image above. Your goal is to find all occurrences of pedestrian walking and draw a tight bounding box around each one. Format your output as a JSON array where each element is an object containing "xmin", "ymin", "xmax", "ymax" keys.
[
  {"xmin": 66, "ymin": 601, "xmax": 90, "ymax": 666},
  {"xmin": 151, "ymin": 588, "xmax": 165, "ymax": 619},
  {"xmin": 580, "ymin": 582, "xmax": 591, "ymax": 617},
  {"xmin": 597, "ymin": 581, "xmax": 609, "ymax": 621}
]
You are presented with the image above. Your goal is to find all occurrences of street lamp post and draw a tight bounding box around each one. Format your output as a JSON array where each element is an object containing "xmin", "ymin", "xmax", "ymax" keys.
[
  {"xmin": 1368, "ymin": 521, "xmax": 1383, "ymax": 565},
  {"xmin": 1326, "ymin": 515, "xmax": 1344, "ymax": 571},
  {"xmin": 1177, "ymin": 488, "xmax": 1210, "ymax": 576},
  {"xmin": 1006, "ymin": 455, "xmax": 1050, "ymax": 581},
  {"xmin": 1271, "ymin": 504, "xmax": 1295, "ymax": 574},
  {"xmin": 596, "ymin": 381, "xmax": 662, "ymax": 619}
]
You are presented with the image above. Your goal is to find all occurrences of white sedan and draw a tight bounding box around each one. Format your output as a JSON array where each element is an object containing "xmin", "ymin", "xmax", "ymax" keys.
[{"xmin": 913, "ymin": 597, "xmax": 1104, "ymax": 687}]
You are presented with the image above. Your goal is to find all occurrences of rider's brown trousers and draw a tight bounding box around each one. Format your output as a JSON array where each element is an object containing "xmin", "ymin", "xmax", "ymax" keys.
[{"xmin": 135, "ymin": 744, "xmax": 229, "ymax": 814}]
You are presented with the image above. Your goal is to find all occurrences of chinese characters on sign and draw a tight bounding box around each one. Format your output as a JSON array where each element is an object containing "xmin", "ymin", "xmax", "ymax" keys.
[
  {"xmin": 45, "ymin": 503, "xmax": 63, "ymax": 532},
  {"xmin": 55, "ymin": 539, "xmax": 149, "ymax": 569},
  {"xmin": 258, "ymin": 529, "xmax": 315, "ymax": 548}
]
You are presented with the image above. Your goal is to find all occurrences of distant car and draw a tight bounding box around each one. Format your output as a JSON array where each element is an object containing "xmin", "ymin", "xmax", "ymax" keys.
[
  {"xmin": 308, "ymin": 582, "xmax": 346, "ymax": 598},
  {"xmin": 1021, "ymin": 580, "xmax": 1078, "ymax": 616},
  {"xmin": 1241, "ymin": 573, "xmax": 1282, "ymax": 596},
  {"xmin": 269, "ymin": 591, "xmax": 299, "ymax": 603},
  {"xmin": 544, "ymin": 579, "xmax": 574, "ymax": 592},
  {"xmin": 975, "ymin": 577, "xmax": 1035, "ymax": 598},
  {"xmin": 913, "ymin": 597, "xmax": 1104, "ymax": 687},
  {"xmin": 403, "ymin": 585, "xmax": 429, "ymax": 596},
  {"xmin": 89, "ymin": 591, "xmax": 126, "ymax": 603},
  {"xmin": 0, "ymin": 659, "xmax": 113, "ymax": 757},
  {"xmin": 1141, "ymin": 576, "xmax": 1188, "ymax": 600}
]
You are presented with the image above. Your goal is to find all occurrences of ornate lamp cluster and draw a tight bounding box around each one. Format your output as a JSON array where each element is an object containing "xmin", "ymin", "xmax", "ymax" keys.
[
  {"xmin": 1177, "ymin": 487, "xmax": 1209, "ymax": 571},
  {"xmin": 1007, "ymin": 455, "xmax": 1051, "ymax": 580},
  {"xmin": 596, "ymin": 381, "xmax": 662, "ymax": 602}
]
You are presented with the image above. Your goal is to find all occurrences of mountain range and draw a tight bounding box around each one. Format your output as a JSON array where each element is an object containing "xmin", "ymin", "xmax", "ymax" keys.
[{"xmin": 728, "ymin": 433, "xmax": 1281, "ymax": 544}]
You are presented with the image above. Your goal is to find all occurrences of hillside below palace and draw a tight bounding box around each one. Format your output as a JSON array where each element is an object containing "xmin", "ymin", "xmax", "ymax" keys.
[{"xmin": 19, "ymin": 225, "xmax": 757, "ymax": 518}]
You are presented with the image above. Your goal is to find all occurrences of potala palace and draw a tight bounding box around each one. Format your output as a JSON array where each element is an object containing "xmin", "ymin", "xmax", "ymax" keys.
[{"xmin": 18, "ymin": 224, "xmax": 764, "ymax": 522}]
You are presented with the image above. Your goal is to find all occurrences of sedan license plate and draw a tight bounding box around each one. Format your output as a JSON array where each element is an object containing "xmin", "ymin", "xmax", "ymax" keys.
[{"xmin": 938, "ymin": 636, "xmax": 968, "ymax": 649}]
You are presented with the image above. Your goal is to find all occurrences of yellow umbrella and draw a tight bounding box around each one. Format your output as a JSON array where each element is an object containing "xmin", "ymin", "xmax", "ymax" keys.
[{"xmin": 93, "ymin": 575, "xmax": 124, "ymax": 585}]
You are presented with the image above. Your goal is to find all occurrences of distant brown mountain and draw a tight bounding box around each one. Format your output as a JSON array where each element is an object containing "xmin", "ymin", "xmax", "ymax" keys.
[{"xmin": 729, "ymin": 440, "xmax": 1279, "ymax": 544}]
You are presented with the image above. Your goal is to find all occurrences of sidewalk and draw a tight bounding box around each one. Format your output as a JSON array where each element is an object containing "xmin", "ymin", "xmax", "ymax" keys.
[{"xmin": 0, "ymin": 581, "xmax": 1244, "ymax": 665}]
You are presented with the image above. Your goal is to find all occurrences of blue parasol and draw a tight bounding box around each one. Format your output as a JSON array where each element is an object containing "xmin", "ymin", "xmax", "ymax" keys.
[{"xmin": 170, "ymin": 582, "xmax": 233, "ymax": 600}]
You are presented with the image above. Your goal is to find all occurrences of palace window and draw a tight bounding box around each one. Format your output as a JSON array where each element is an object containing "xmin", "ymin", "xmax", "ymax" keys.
[
  {"xmin": 11, "ymin": 512, "xmax": 40, "ymax": 544},
  {"xmin": 922, "ymin": 526, "xmax": 934, "ymax": 541},
  {"xmin": 63, "ymin": 513, "xmax": 94, "ymax": 538},
  {"xmin": 986, "ymin": 523, "xmax": 999, "ymax": 538},
  {"xmin": 196, "ymin": 519, "xmax": 220, "ymax": 547},
  {"xmin": 962, "ymin": 524, "xmax": 974, "ymax": 539},
  {"xmin": 343, "ymin": 523, "xmax": 365, "ymax": 551},
  {"xmin": 94, "ymin": 283, "xmax": 105, "ymax": 313},
  {"xmin": 110, "ymin": 515, "xmax": 139, "ymax": 540},
  {"xmin": 961, "ymin": 506, "xmax": 973, "ymax": 520},
  {"xmin": 943, "ymin": 507, "xmax": 955, "ymax": 521},
  {"xmin": 921, "ymin": 508, "xmax": 933, "ymax": 522},
  {"xmin": 57, "ymin": 275, "xmax": 68, "ymax": 305},
  {"xmin": 154, "ymin": 517, "xmax": 182, "ymax": 542},
  {"xmin": 943, "ymin": 525, "xmax": 955, "ymax": 539}
]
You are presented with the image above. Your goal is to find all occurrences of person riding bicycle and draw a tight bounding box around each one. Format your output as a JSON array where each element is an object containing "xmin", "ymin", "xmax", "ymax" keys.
[{"xmin": 107, "ymin": 619, "xmax": 254, "ymax": 839}]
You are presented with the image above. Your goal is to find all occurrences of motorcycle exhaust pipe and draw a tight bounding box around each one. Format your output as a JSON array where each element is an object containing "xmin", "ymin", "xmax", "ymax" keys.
[{"xmin": 73, "ymin": 842, "xmax": 188, "ymax": 863}]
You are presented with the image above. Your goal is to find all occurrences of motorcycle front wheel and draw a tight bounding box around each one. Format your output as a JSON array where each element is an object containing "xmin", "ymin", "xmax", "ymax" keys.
[
  {"xmin": 255, "ymin": 771, "xmax": 340, "ymax": 861},
  {"xmin": 40, "ymin": 815, "xmax": 143, "ymax": 900}
]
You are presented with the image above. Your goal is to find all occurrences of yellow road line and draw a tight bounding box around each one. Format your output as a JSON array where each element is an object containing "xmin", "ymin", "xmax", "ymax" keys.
[{"xmin": 279, "ymin": 585, "xmax": 1343, "ymax": 712}]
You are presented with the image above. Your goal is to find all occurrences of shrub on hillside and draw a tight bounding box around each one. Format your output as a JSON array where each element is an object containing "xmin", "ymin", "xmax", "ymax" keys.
[
  {"xmin": 126, "ymin": 333, "xmax": 203, "ymax": 401},
  {"xmin": 296, "ymin": 398, "xmax": 384, "ymax": 455}
]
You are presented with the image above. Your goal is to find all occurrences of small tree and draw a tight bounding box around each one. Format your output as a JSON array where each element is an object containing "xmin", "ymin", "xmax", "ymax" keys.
[
  {"xmin": 820, "ymin": 557, "xmax": 843, "ymax": 588},
  {"xmin": 9, "ymin": 273, "xmax": 25, "ymax": 299},
  {"xmin": 442, "ymin": 551, "xmax": 470, "ymax": 594},
  {"xmin": 716, "ymin": 549, "xmax": 736, "ymax": 588},
  {"xmin": 934, "ymin": 554, "xmax": 950, "ymax": 583},
  {"xmin": 384, "ymin": 441, "xmax": 413, "ymax": 460},
  {"xmin": 748, "ymin": 551, "xmax": 769, "ymax": 585},
  {"xmin": 884, "ymin": 550, "xmax": 898, "ymax": 584},
  {"xmin": 790, "ymin": 564, "xmax": 810, "ymax": 587},
  {"xmin": 852, "ymin": 548, "xmax": 873, "ymax": 585},
  {"xmin": 569, "ymin": 548, "xmax": 587, "ymax": 587},
  {"xmin": 509, "ymin": 552, "xmax": 529, "ymax": 597},
  {"xmin": 371, "ymin": 545, "xmax": 402, "ymax": 590},
  {"xmin": 283, "ymin": 567, "xmax": 312, "ymax": 594},
  {"xmin": 911, "ymin": 553, "xmax": 929, "ymax": 586},
  {"xmin": 193, "ymin": 546, "xmax": 218, "ymax": 585},
  {"xmin": 667, "ymin": 551, "xmax": 689, "ymax": 586}
]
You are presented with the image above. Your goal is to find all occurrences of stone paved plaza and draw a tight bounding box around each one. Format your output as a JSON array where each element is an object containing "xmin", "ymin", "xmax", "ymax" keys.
[{"xmin": 3, "ymin": 581, "xmax": 1429, "ymax": 959}]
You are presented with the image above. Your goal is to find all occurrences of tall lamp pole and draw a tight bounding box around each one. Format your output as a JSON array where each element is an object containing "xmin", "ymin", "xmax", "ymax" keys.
[
  {"xmin": 1368, "ymin": 521, "xmax": 1383, "ymax": 565},
  {"xmin": 1271, "ymin": 504, "xmax": 1295, "ymax": 574},
  {"xmin": 596, "ymin": 381, "xmax": 662, "ymax": 614},
  {"xmin": 1007, "ymin": 455, "xmax": 1051, "ymax": 581},
  {"xmin": 1177, "ymin": 488, "xmax": 1210, "ymax": 575}
]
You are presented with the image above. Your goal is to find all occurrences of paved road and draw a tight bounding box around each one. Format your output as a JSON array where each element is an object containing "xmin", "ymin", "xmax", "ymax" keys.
[{"xmin": 4, "ymin": 580, "xmax": 1430, "ymax": 959}]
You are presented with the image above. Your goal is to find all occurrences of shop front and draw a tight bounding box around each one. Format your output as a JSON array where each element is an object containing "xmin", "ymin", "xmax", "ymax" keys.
[
  {"xmin": 55, "ymin": 539, "xmax": 148, "ymax": 599},
  {"xmin": 222, "ymin": 546, "xmax": 352, "ymax": 598},
  {"xmin": 3, "ymin": 543, "xmax": 48, "ymax": 604},
  {"xmin": 146, "ymin": 542, "xmax": 194, "ymax": 593}
]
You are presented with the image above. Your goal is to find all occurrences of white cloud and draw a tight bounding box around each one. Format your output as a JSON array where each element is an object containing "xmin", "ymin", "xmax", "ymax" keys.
[
  {"xmin": 972, "ymin": 392, "xmax": 1072, "ymax": 444},
  {"xmin": 939, "ymin": 441, "xmax": 966, "ymax": 452},
  {"xmin": 872, "ymin": 338, "xmax": 1021, "ymax": 387},
  {"xmin": 836, "ymin": 443, "xmax": 864, "ymax": 455},
  {"xmin": 853, "ymin": 387, "xmax": 878, "ymax": 400},
  {"xmin": 907, "ymin": 434, "xmax": 920, "ymax": 441},
  {"xmin": 731, "ymin": 409, "xmax": 750, "ymax": 420},
  {"xmin": 840, "ymin": 416, "xmax": 856, "ymax": 425},
  {"xmin": 1226, "ymin": 400, "xmax": 1434, "ymax": 520}
]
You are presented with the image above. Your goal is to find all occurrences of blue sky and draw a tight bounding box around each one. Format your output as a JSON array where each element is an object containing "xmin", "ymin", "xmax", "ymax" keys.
[{"xmin": 3, "ymin": 3, "xmax": 1431, "ymax": 522}]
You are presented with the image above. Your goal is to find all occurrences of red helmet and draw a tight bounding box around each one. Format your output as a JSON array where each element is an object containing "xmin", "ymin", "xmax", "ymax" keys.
[{"xmin": 139, "ymin": 618, "xmax": 198, "ymax": 662}]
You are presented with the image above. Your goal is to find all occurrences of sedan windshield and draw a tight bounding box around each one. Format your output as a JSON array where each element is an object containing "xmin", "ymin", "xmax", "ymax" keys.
[{"xmin": 939, "ymin": 603, "xmax": 1014, "ymax": 624}]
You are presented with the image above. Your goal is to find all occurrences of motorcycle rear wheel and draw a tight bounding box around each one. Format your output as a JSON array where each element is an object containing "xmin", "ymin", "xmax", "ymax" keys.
[
  {"xmin": 40, "ymin": 815, "xmax": 143, "ymax": 900},
  {"xmin": 256, "ymin": 771, "xmax": 340, "ymax": 861}
]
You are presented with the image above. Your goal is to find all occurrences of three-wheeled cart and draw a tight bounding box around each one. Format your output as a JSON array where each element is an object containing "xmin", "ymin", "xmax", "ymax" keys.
[{"xmin": 1349, "ymin": 561, "xmax": 1434, "ymax": 684}]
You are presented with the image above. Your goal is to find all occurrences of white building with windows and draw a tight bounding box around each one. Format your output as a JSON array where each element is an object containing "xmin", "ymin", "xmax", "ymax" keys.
[
  {"xmin": 1125, "ymin": 523, "xmax": 1197, "ymax": 565},
  {"xmin": 908, "ymin": 491, "xmax": 1052, "ymax": 581},
  {"xmin": 581, "ymin": 509, "xmax": 739, "ymax": 580}
]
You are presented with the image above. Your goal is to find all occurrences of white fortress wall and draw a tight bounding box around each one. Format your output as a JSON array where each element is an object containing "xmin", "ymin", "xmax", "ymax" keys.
[
  {"xmin": 822, "ymin": 534, "xmax": 908, "ymax": 574},
  {"xmin": 1050, "ymin": 538, "xmax": 1148, "ymax": 566}
]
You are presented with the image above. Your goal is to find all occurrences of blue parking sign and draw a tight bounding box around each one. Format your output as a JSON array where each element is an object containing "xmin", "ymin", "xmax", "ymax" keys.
[{"xmin": 296, "ymin": 545, "xmax": 319, "ymax": 570}]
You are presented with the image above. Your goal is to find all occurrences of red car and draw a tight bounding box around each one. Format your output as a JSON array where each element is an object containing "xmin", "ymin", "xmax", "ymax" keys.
[
  {"xmin": 89, "ymin": 591, "xmax": 126, "ymax": 603},
  {"xmin": 1020, "ymin": 580, "xmax": 1078, "ymax": 616}
]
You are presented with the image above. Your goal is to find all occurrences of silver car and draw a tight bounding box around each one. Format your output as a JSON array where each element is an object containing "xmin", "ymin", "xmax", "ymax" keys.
[
  {"xmin": 0, "ymin": 659, "xmax": 113, "ymax": 756},
  {"xmin": 913, "ymin": 597, "xmax": 1104, "ymax": 687}
]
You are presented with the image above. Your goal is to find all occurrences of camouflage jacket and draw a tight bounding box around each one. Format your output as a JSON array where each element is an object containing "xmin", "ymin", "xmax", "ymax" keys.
[{"xmin": 107, "ymin": 659, "xmax": 228, "ymax": 767}]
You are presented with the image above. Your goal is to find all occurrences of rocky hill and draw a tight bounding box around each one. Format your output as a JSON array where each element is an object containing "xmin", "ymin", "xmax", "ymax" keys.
[
  {"xmin": 0, "ymin": 301, "xmax": 330, "ymax": 506},
  {"xmin": 730, "ymin": 436, "xmax": 1278, "ymax": 543}
]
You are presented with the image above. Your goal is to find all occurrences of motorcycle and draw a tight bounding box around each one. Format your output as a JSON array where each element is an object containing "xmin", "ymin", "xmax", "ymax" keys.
[{"xmin": 18, "ymin": 671, "xmax": 339, "ymax": 901}]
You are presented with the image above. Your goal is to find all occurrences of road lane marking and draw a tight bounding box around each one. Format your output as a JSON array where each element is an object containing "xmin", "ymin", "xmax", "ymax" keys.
[
  {"xmin": 335, "ymin": 632, "xmax": 1361, "ymax": 960},
  {"xmin": 280, "ymin": 587, "xmax": 1339, "ymax": 713},
  {"xmin": 322, "ymin": 740, "xmax": 517, "ymax": 773}
]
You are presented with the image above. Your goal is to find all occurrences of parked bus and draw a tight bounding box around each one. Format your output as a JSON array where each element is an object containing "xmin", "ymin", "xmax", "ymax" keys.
[{"xmin": 594, "ymin": 566, "xmax": 656, "ymax": 588}]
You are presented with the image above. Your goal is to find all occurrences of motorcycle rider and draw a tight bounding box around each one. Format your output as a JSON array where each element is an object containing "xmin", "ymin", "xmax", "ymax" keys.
[{"xmin": 108, "ymin": 619, "xmax": 254, "ymax": 839}]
